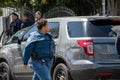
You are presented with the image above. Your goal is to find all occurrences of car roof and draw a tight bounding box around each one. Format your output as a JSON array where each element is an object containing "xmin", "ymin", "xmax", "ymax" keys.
[{"xmin": 47, "ymin": 16, "xmax": 120, "ymax": 22}]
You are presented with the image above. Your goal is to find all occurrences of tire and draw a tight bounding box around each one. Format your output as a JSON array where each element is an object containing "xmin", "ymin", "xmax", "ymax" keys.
[
  {"xmin": 0, "ymin": 62, "xmax": 12, "ymax": 80},
  {"xmin": 53, "ymin": 63, "xmax": 70, "ymax": 80}
]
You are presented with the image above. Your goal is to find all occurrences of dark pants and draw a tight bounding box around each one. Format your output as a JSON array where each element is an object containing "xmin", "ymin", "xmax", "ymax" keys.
[{"xmin": 30, "ymin": 60, "xmax": 52, "ymax": 80}]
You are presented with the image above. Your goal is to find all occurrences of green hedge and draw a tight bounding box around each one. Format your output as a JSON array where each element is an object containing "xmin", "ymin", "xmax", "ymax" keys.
[{"xmin": 0, "ymin": 8, "xmax": 3, "ymax": 16}]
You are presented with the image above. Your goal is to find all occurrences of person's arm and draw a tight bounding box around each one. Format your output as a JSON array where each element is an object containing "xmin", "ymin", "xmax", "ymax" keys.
[{"xmin": 22, "ymin": 41, "xmax": 35, "ymax": 69}]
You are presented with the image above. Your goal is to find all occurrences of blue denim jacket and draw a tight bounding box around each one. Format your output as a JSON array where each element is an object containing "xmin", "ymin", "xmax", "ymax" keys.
[{"xmin": 22, "ymin": 31, "xmax": 55, "ymax": 64}]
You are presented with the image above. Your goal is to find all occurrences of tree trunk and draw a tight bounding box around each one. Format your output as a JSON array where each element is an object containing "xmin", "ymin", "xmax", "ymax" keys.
[{"xmin": 107, "ymin": 0, "xmax": 120, "ymax": 16}]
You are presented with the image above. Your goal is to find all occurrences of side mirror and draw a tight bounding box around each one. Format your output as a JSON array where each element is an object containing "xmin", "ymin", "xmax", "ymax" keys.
[{"xmin": 12, "ymin": 36, "xmax": 21, "ymax": 44}]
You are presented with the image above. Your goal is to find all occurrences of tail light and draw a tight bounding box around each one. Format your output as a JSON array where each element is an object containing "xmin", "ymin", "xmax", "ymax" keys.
[
  {"xmin": 99, "ymin": 72, "xmax": 112, "ymax": 76},
  {"xmin": 77, "ymin": 40, "xmax": 94, "ymax": 56}
]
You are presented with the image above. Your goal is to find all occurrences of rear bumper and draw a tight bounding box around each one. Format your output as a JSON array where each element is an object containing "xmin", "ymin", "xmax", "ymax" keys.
[
  {"xmin": 69, "ymin": 60, "xmax": 96, "ymax": 80},
  {"xmin": 70, "ymin": 69, "xmax": 96, "ymax": 80},
  {"xmin": 69, "ymin": 59, "xmax": 120, "ymax": 80},
  {"xmin": 96, "ymin": 65, "xmax": 120, "ymax": 79}
]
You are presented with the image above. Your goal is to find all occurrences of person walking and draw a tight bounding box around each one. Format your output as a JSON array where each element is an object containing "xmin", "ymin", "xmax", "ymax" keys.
[
  {"xmin": 22, "ymin": 19, "xmax": 55, "ymax": 80},
  {"xmin": 6, "ymin": 12, "xmax": 22, "ymax": 38},
  {"xmin": 21, "ymin": 12, "xmax": 34, "ymax": 29}
]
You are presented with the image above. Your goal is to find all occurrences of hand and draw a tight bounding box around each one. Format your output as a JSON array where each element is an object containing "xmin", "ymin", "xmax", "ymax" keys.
[{"xmin": 23, "ymin": 64, "xmax": 27, "ymax": 70}]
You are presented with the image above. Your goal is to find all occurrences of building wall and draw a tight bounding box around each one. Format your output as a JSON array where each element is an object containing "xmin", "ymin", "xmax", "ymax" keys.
[{"xmin": 2, "ymin": 7, "xmax": 15, "ymax": 17}]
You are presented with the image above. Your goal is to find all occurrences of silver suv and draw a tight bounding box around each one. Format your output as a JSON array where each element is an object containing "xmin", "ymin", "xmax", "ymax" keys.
[{"xmin": 0, "ymin": 16, "xmax": 120, "ymax": 80}]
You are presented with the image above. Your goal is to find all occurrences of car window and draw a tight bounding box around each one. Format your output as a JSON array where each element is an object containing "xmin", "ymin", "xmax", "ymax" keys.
[
  {"xmin": 87, "ymin": 22, "xmax": 115, "ymax": 37},
  {"xmin": 22, "ymin": 22, "xmax": 59, "ymax": 41},
  {"xmin": 68, "ymin": 21, "xmax": 119, "ymax": 37},
  {"xmin": 68, "ymin": 22, "xmax": 85, "ymax": 37},
  {"xmin": 49, "ymin": 22, "xmax": 59, "ymax": 38},
  {"xmin": 6, "ymin": 27, "xmax": 30, "ymax": 44},
  {"xmin": 23, "ymin": 25, "xmax": 38, "ymax": 41}
]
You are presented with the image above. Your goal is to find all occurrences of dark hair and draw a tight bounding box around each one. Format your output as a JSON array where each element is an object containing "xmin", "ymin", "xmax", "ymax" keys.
[
  {"xmin": 36, "ymin": 18, "xmax": 48, "ymax": 30},
  {"xmin": 23, "ymin": 12, "xmax": 29, "ymax": 18},
  {"xmin": 11, "ymin": 12, "xmax": 18, "ymax": 18}
]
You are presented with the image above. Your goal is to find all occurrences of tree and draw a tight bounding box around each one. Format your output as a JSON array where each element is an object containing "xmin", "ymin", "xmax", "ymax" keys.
[
  {"xmin": 0, "ymin": 8, "xmax": 3, "ymax": 16},
  {"xmin": 0, "ymin": 0, "xmax": 102, "ymax": 16},
  {"xmin": 107, "ymin": 0, "xmax": 120, "ymax": 16},
  {"xmin": 38, "ymin": 0, "xmax": 102, "ymax": 16},
  {"xmin": 0, "ymin": 0, "xmax": 15, "ymax": 7},
  {"xmin": 0, "ymin": 0, "xmax": 33, "ymax": 13},
  {"xmin": 66, "ymin": 0, "xmax": 101, "ymax": 15}
]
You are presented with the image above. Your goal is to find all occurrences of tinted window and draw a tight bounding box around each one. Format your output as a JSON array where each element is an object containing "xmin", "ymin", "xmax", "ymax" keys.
[
  {"xmin": 68, "ymin": 22, "xmax": 85, "ymax": 37},
  {"xmin": 23, "ymin": 22, "xmax": 59, "ymax": 40},
  {"xmin": 49, "ymin": 22, "xmax": 59, "ymax": 38},
  {"xmin": 6, "ymin": 27, "xmax": 30, "ymax": 44},
  {"xmin": 23, "ymin": 25, "xmax": 38, "ymax": 40},
  {"xmin": 68, "ymin": 21, "xmax": 119, "ymax": 37},
  {"xmin": 87, "ymin": 22, "xmax": 116, "ymax": 37}
]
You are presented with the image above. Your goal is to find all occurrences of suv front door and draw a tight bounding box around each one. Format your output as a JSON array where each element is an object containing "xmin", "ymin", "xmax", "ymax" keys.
[
  {"xmin": 6, "ymin": 21, "xmax": 60, "ymax": 79},
  {"xmin": 5, "ymin": 27, "xmax": 33, "ymax": 79}
]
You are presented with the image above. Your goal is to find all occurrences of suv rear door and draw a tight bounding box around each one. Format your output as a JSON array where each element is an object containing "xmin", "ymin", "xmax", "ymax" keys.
[
  {"xmin": 67, "ymin": 18, "xmax": 120, "ymax": 62},
  {"xmin": 87, "ymin": 19, "xmax": 120, "ymax": 63}
]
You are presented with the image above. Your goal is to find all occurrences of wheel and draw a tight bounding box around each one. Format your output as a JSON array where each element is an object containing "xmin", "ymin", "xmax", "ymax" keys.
[
  {"xmin": 0, "ymin": 62, "xmax": 12, "ymax": 80},
  {"xmin": 53, "ymin": 63, "xmax": 71, "ymax": 80}
]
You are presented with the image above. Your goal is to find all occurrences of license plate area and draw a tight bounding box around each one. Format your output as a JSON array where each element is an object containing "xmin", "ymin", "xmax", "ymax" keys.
[{"xmin": 94, "ymin": 44, "xmax": 118, "ymax": 59}]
